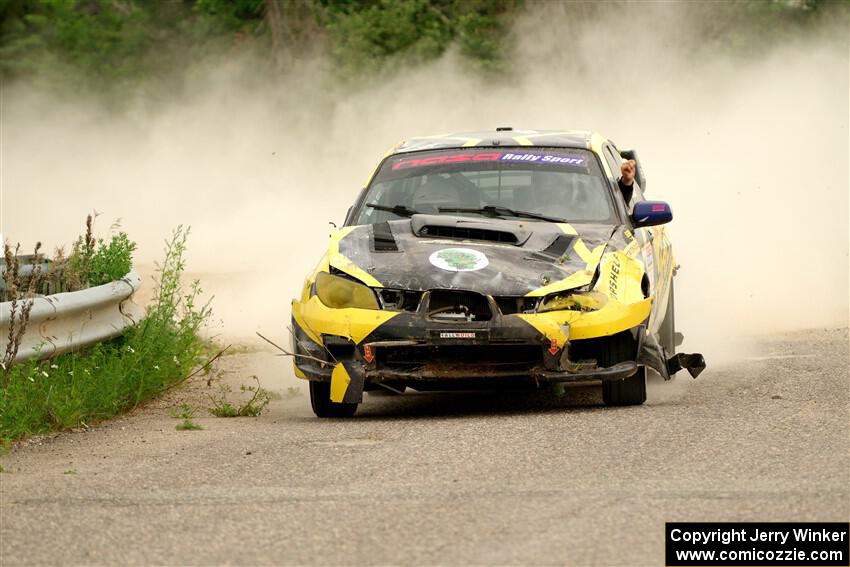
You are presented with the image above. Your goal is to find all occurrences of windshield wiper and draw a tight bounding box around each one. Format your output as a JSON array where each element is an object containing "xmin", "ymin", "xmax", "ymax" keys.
[
  {"xmin": 366, "ymin": 204, "xmax": 421, "ymax": 217},
  {"xmin": 438, "ymin": 205, "xmax": 565, "ymax": 223}
]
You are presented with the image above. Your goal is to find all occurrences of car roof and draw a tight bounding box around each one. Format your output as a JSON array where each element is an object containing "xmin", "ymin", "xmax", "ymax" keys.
[{"xmin": 391, "ymin": 129, "xmax": 601, "ymax": 154}]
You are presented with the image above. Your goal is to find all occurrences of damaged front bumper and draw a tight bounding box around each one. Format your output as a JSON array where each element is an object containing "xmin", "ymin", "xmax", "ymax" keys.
[{"xmin": 290, "ymin": 292, "xmax": 705, "ymax": 403}]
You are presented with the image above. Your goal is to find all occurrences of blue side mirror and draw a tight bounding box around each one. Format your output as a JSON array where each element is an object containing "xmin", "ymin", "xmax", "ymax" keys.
[{"xmin": 632, "ymin": 201, "xmax": 672, "ymax": 228}]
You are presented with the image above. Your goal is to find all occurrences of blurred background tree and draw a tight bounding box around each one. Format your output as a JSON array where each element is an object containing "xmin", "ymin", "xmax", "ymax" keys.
[{"xmin": 0, "ymin": 0, "xmax": 842, "ymax": 93}]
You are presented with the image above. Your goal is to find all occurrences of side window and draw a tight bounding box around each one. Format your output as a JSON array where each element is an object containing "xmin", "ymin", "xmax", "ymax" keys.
[
  {"xmin": 603, "ymin": 144, "xmax": 631, "ymax": 210},
  {"xmin": 605, "ymin": 144, "xmax": 644, "ymax": 212}
]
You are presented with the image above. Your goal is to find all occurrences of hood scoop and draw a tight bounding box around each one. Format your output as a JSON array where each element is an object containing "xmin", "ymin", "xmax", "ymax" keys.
[
  {"xmin": 531, "ymin": 233, "xmax": 575, "ymax": 261},
  {"xmin": 372, "ymin": 221, "xmax": 399, "ymax": 252},
  {"xmin": 410, "ymin": 214, "xmax": 530, "ymax": 246}
]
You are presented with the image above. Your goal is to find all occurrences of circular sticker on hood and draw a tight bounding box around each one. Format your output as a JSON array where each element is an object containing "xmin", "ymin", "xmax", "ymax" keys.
[{"xmin": 429, "ymin": 248, "xmax": 489, "ymax": 272}]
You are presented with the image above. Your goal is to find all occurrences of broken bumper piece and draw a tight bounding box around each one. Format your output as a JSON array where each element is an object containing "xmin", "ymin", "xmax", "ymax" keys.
[{"xmin": 667, "ymin": 352, "xmax": 706, "ymax": 378}]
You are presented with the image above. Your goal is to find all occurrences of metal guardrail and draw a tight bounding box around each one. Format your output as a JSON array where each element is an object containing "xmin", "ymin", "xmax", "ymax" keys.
[
  {"xmin": 0, "ymin": 271, "xmax": 144, "ymax": 363},
  {"xmin": 0, "ymin": 256, "xmax": 55, "ymax": 301}
]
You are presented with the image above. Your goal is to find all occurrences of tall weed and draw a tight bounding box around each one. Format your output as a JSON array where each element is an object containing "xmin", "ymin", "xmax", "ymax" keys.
[
  {"xmin": 0, "ymin": 227, "xmax": 210, "ymax": 442},
  {"xmin": 64, "ymin": 215, "xmax": 137, "ymax": 289}
]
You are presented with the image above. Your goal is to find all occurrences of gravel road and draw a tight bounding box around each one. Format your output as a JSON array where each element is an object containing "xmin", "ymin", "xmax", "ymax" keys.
[{"xmin": 1, "ymin": 328, "xmax": 847, "ymax": 566}]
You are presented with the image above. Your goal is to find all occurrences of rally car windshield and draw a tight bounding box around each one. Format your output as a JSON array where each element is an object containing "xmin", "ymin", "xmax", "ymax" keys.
[{"xmin": 352, "ymin": 148, "xmax": 616, "ymax": 226}]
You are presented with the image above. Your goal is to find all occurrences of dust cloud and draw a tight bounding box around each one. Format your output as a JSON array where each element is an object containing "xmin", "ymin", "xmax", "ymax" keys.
[{"xmin": 2, "ymin": 3, "xmax": 847, "ymax": 371}]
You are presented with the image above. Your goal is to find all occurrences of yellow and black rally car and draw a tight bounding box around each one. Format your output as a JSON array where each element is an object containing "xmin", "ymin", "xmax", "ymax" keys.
[{"xmin": 291, "ymin": 129, "xmax": 705, "ymax": 417}]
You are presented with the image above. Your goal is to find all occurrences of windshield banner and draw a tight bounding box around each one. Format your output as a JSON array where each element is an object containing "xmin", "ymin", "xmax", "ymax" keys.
[{"xmin": 391, "ymin": 151, "xmax": 586, "ymax": 170}]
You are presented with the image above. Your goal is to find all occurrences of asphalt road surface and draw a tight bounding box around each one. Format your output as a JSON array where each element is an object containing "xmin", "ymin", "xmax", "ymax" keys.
[{"xmin": 1, "ymin": 328, "xmax": 848, "ymax": 566}]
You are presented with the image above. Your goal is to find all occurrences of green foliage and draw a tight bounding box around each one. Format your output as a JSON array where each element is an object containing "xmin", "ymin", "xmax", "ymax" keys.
[
  {"xmin": 0, "ymin": 0, "xmax": 520, "ymax": 89},
  {"xmin": 168, "ymin": 403, "xmax": 197, "ymax": 420},
  {"xmin": 209, "ymin": 399, "xmax": 239, "ymax": 418},
  {"xmin": 6, "ymin": 0, "xmax": 837, "ymax": 90},
  {"xmin": 194, "ymin": 0, "xmax": 266, "ymax": 34},
  {"xmin": 1, "ymin": 0, "xmax": 845, "ymax": 99},
  {"xmin": 0, "ymin": 226, "xmax": 212, "ymax": 444},
  {"xmin": 66, "ymin": 214, "xmax": 95, "ymax": 289},
  {"xmin": 323, "ymin": 0, "xmax": 514, "ymax": 74},
  {"xmin": 63, "ymin": 215, "xmax": 136, "ymax": 289},
  {"xmin": 88, "ymin": 232, "xmax": 137, "ymax": 286},
  {"xmin": 208, "ymin": 376, "xmax": 271, "ymax": 417},
  {"xmin": 454, "ymin": 2, "xmax": 509, "ymax": 69},
  {"xmin": 175, "ymin": 418, "xmax": 203, "ymax": 431},
  {"xmin": 170, "ymin": 404, "xmax": 205, "ymax": 432},
  {"xmin": 1, "ymin": 0, "xmax": 154, "ymax": 85},
  {"xmin": 325, "ymin": 0, "xmax": 451, "ymax": 73}
]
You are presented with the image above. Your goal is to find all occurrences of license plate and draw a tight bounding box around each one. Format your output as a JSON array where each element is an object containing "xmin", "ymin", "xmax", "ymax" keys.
[
  {"xmin": 428, "ymin": 329, "xmax": 488, "ymax": 342},
  {"xmin": 439, "ymin": 332, "xmax": 476, "ymax": 339}
]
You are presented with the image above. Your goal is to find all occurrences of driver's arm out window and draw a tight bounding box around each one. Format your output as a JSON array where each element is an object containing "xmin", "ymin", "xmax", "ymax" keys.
[{"xmin": 603, "ymin": 145, "xmax": 638, "ymax": 212}]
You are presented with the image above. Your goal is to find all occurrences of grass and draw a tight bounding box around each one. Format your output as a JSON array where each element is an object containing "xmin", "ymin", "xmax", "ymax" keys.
[
  {"xmin": 169, "ymin": 404, "xmax": 203, "ymax": 431},
  {"xmin": 0, "ymin": 226, "xmax": 211, "ymax": 444},
  {"xmin": 208, "ymin": 376, "xmax": 271, "ymax": 418},
  {"xmin": 175, "ymin": 419, "xmax": 203, "ymax": 431},
  {"xmin": 45, "ymin": 214, "xmax": 138, "ymax": 294},
  {"xmin": 168, "ymin": 403, "xmax": 196, "ymax": 420}
]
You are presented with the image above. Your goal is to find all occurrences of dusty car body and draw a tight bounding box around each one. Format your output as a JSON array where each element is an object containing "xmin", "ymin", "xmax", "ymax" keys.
[{"xmin": 291, "ymin": 129, "xmax": 705, "ymax": 417}]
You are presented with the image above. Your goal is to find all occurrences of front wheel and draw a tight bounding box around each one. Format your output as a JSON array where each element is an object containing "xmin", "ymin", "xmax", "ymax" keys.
[
  {"xmin": 600, "ymin": 331, "xmax": 647, "ymax": 406},
  {"xmin": 602, "ymin": 367, "xmax": 646, "ymax": 406},
  {"xmin": 309, "ymin": 381, "xmax": 358, "ymax": 418}
]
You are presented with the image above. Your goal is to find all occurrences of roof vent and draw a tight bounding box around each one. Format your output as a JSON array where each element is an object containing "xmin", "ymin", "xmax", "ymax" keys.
[{"xmin": 496, "ymin": 126, "xmax": 513, "ymax": 131}]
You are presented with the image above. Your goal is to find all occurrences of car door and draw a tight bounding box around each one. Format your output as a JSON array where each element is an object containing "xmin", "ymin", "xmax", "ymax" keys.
[{"xmin": 603, "ymin": 144, "xmax": 672, "ymax": 331}]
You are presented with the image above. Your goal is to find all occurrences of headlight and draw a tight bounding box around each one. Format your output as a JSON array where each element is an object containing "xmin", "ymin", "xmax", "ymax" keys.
[
  {"xmin": 538, "ymin": 291, "xmax": 608, "ymax": 313},
  {"xmin": 315, "ymin": 272, "xmax": 379, "ymax": 310}
]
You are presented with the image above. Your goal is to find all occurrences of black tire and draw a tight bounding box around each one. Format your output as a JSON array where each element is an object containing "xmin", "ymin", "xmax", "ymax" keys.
[
  {"xmin": 601, "ymin": 331, "xmax": 647, "ymax": 406},
  {"xmin": 659, "ymin": 281, "xmax": 676, "ymax": 354},
  {"xmin": 309, "ymin": 381, "xmax": 358, "ymax": 418}
]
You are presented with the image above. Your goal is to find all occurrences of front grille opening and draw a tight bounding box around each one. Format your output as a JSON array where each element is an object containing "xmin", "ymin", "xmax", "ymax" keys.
[
  {"xmin": 378, "ymin": 344, "xmax": 542, "ymax": 368},
  {"xmin": 379, "ymin": 289, "xmax": 423, "ymax": 312},
  {"xmin": 567, "ymin": 337, "xmax": 603, "ymax": 366},
  {"xmin": 427, "ymin": 289, "xmax": 492, "ymax": 322},
  {"xmin": 568, "ymin": 332, "xmax": 635, "ymax": 366},
  {"xmin": 418, "ymin": 225, "xmax": 518, "ymax": 244},
  {"xmin": 494, "ymin": 296, "xmax": 540, "ymax": 315},
  {"xmin": 568, "ymin": 331, "xmax": 636, "ymax": 367},
  {"xmin": 323, "ymin": 336, "xmax": 356, "ymax": 360}
]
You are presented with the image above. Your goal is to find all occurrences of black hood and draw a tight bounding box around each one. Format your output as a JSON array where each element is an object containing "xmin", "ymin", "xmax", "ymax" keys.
[{"xmin": 335, "ymin": 215, "xmax": 618, "ymax": 296}]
